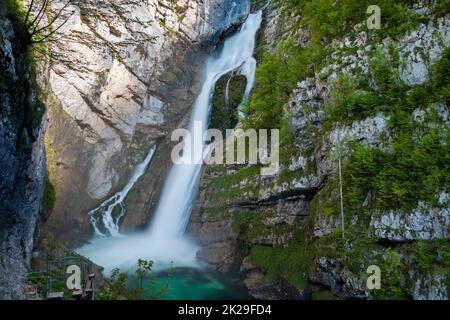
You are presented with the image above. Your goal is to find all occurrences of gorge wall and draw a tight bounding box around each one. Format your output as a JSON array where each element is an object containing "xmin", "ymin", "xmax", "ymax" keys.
[
  {"xmin": 188, "ymin": 0, "xmax": 450, "ymax": 300},
  {"xmin": 0, "ymin": 4, "xmax": 46, "ymax": 299}
]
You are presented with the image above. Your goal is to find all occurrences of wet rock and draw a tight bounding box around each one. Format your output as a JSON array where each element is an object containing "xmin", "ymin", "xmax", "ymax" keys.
[
  {"xmin": 196, "ymin": 242, "xmax": 237, "ymax": 272},
  {"xmin": 210, "ymin": 73, "xmax": 247, "ymax": 132},
  {"xmin": 243, "ymin": 270, "xmax": 307, "ymax": 300},
  {"xmin": 309, "ymin": 257, "xmax": 369, "ymax": 299}
]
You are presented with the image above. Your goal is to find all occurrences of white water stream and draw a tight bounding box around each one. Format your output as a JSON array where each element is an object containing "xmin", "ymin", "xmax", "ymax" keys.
[
  {"xmin": 88, "ymin": 146, "xmax": 156, "ymax": 237},
  {"xmin": 77, "ymin": 11, "xmax": 262, "ymax": 273}
]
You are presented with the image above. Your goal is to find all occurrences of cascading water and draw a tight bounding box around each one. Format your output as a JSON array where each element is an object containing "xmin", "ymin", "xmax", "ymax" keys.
[
  {"xmin": 148, "ymin": 11, "xmax": 262, "ymax": 241},
  {"xmin": 88, "ymin": 146, "xmax": 156, "ymax": 237},
  {"xmin": 77, "ymin": 11, "xmax": 262, "ymax": 277}
]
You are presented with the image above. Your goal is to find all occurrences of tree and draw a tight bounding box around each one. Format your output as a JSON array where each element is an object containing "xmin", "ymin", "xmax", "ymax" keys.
[
  {"xmin": 22, "ymin": 0, "xmax": 75, "ymax": 44},
  {"xmin": 96, "ymin": 260, "xmax": 170, "ymax": 300}
]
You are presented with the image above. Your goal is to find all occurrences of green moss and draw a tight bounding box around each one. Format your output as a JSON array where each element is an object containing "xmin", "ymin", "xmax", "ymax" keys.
[
  {"xmin": 249, "ymin": 244, "xmax": 312, "ymax": 290},
  {"xmin": 312, "ymin": 290, "xmax": 336, "ymax": 300},
  {"xmin": 43, "ymin": 172, "xmax": 56, "ymax": 212},
  {"xmin": 211, "ymin": 166, "xmax": 260, "ymax": 190},
  {"xmin": 243, "ymin": 40, "xmax": 324, "ymax": 131},
  {"xmin": 233, "ymin": 0, "xmax": 449, "ymax": 300},
  {"xmin": 274, "ymin": 0, "xmax": 422, "ymax": 41},
  {"xmin": 211, "ymin": 74, "xmax": 247, "ymax": 131},
  {"xmin": 372, "ymin": 249, "xmax": 408, "ymax": 299},
  {"xmin": 232, "ymin": 211, "xmax": 293, "ymax": 239},
  {"xmin": 2, "ymin": 0, "xmax": 27, "ymax": 29},
  {"xmin": 206, "ymin": 206, "xmax": 230, "ymax": 218}
]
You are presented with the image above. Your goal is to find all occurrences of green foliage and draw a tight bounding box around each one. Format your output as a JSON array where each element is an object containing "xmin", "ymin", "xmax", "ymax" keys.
[
  {"xmin": 372, "ymin": 249, "xmax": 407, "ymax": 299},
  {"xmin": 274, "ymin": 0, "xmax": 422, "ymax": 40},
  {"xmin": 244, "ymin": 0, "xmax": 430, "ymax": 169},
  {"xmin": 244, "ymin": 40, "xmax": 323, "ymax": 130},
  {"xmin": 406, "ymin": 240, "xmax": 450, "ymax": 274},
  {"xmin": 249, "ymin": 244, "xmax": 311, "ymax": 290},
  {"xmin": 341, "ymin": 49, "xmax": 450, "ymax": 213},
  {"xmin": 429, "ymin": 46, "xmax": 450, "ymax": 106},
  {"xmin": 345, "ymin": 124, "xmax": 449, "ymax": 211},
  {"xmin": 433, "ymin": 0, "xmax": 450, "ymax": 16},
  {"xmin": 211, "ymin": 75, "xmax": 247, "ymax": 131},
  {"xmin": 1, "ymin": 0, "xmax": 49, "ymax": 130},
  {"xmin": 327, "ymin": 75, "xmax": 383, "ymax": 124},
  {"xmin": 96, "ymin": 260, "xmax": 168, "ymax": 300},
  {"xmin": 236, "ymin": 0, "xmax": 449, "ymax": 300},
  {"xmin": 2, "ymin": 0, "xmax": 27, "ymax": 29},
  {"xmin": 326, "ymin": 50, "xmax": 409, "ymax": 126},
  {"xmin": 43, "ymin": 172, "xmax": 56, "ymax": 212}
]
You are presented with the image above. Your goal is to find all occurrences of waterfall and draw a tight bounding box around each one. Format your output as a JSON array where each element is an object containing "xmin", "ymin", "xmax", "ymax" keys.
[
  {"xmin": 225, "ymin": 76, "xmax": 232, "ymax": 110},
  {"xmin": 77, "ymin": 11, "xmax": 262, "ymax": 273},
  {"xmin": 88, "ymin": 146, "xmax": 157, "ymax": 237},
  {"xmin": 148, "ymin": 11, "xmax": 262, "ymax": 240}
]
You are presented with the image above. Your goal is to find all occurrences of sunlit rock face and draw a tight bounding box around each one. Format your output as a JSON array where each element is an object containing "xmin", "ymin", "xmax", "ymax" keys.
[{"xmin": 43, "ymin": 0, "xmax": 250, "ymax": 246}]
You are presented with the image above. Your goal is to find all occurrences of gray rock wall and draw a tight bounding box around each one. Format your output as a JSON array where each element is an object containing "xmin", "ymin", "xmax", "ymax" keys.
[{"xmin": 0, "ymin": 11, "xmax": 46, "ymax": 299}]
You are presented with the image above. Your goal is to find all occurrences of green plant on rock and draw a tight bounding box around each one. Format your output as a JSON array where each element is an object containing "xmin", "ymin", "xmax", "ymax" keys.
[
  {"xmin": 372, "ymin": 249, "xmax": 407, "ymax": 299},
  {"xmin": 243, "ymin": 40, "xmax": 323, "ymax": 131},
  {"xmin": 4, "ymin": 0, "xmax": 76, "ymax": 45},
  {"xmin": 96, "ymin": 259, "xmax": 169, "ymax": 300},
  {"xmin": 274, "ymin": 0, "xmax": 422, "ymax": 41},
  {"xmin": 249, "ymin": 244, "xmax": 312, "ymax": 291},
  {"xmin": 43, "ymin": 172, "xmax": 56, "ymax": 212}
]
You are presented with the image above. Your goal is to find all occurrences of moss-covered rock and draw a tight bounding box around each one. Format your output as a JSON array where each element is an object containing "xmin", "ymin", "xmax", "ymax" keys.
[{"xmin": 210, "ymin": 73, "xmax": 247, "ymax": 131}]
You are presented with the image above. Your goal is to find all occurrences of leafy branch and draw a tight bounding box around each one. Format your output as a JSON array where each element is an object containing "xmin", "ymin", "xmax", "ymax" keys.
[
  {"xmin": 96, "ymin": 259, "xmax": 170, "ymax": 300},
  {"xmin": 22, "ymin": 0, "xmax": 76, "ymax": 44}
]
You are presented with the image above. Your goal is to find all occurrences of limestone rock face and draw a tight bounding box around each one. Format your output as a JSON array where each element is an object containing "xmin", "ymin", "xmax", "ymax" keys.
[
  {"xmin": 412, "ymin": 274, "xmax": 448, "ymax": 300},
  {"xmin": 309, "ymin": 257, "xmax": 369, "ymax": 299},
  {"xmin": 43, "ymin": 0, "xmax": 251, "ymax": 246},
  {"xmin": 399, "ymin": 17, "xmax": 450, "ymax": 85},
  {"xmin": 0, "ymin": 14, "xmax": 46, "ymax": 299},
  {"xmin": 189, "ymin": 3, "xmax": 450, "ymax": 300},
  {"xmin": 370, "ymin": 195, "xmax": 450, "ymax": 241}
]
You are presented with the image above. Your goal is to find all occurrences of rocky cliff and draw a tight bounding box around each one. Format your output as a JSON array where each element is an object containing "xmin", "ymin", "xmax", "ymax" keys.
[
  {"xmin": 0, "ymin": 5, "xmax": 46, "ymax": 299},
  {"xmin": 189, "ymin": 0, "xmax": 449, "ymax": 300},
  {"xmin": 43, "ymin": 0, "xmax": 251, "ymax": 246}
]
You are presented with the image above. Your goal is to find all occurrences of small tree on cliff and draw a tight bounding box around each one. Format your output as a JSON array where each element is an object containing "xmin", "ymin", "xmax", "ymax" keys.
[{"xmin": 21, "ymin": 0, "xmax": 76, "ymax": 44}]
